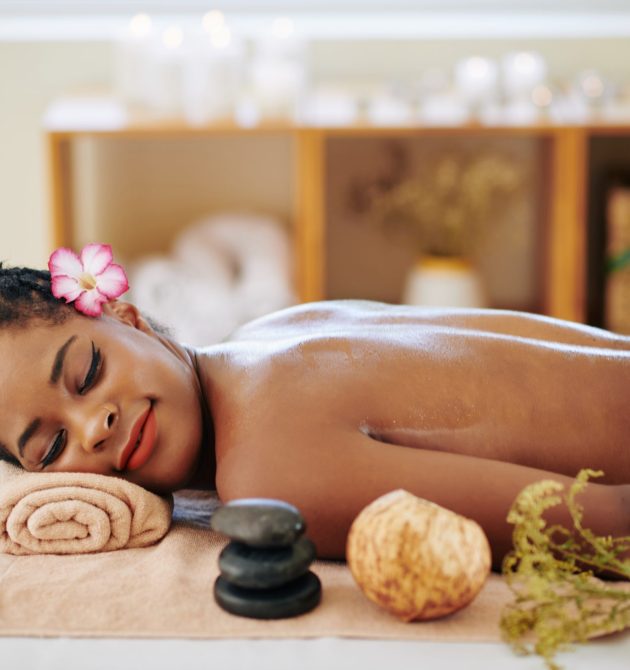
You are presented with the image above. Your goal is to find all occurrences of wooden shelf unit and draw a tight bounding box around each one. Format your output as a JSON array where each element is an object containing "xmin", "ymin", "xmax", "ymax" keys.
[{"xmin": 44, "ymin": 103, "xmax": 630, "ymax": 324}]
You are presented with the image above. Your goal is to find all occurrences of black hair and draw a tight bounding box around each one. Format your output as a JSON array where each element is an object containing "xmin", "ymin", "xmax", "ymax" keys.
[
  {"xmin": 0, "ymin": 262, "xmax": 72, "ymax": 327},
  {"xmin": 0, "ymin": 263, "xmax": 73, "ymax": 467}
]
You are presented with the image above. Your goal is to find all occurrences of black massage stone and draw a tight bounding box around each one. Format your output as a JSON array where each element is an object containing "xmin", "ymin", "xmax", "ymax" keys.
[
  {"xmin": 210, "ymin": 498, "xmax": 306, "ymax": 547},
  {"xmin": 219, "ymin": 537, "xmax": 316, "ymax": 589},
  {"xmin": 214, "ymin": 571, "xmax": 322, "ymax": 619}
]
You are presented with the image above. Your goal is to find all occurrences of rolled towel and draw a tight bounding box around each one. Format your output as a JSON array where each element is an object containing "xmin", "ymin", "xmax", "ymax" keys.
[
  {"xmin": 128, "ymin": 255, "xmax": 240, "ymax": 346},
  {"xmin": 0, "ymin": 462, "xmax": 172, "ymax": 555},
  {"xmin": 129, "ymin": 212, "xmax": 296, "ymax": 346},
  {"xmin": 174, "ymin": 212, "xmax": 296, "ymax": 324}
]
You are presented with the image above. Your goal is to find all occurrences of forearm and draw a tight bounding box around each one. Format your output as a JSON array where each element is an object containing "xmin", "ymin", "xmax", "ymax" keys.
[
  {"xmin": 219, "ymin": 429, "xmax": 628, "ymax": 570},
  {"xmin": 616, "ymin": 484, "xmax": 630, "ymax": 562},
  {"xmin": 537, "ymin": 481, "xmax": 629, "ymax": 572},
  {"xmin": 419, "ymin": 463, "xmax": 627, "ymax": 572},
  {"xmin": 306, "ymin": 449, "xmax": 626, "ymax": 570}
]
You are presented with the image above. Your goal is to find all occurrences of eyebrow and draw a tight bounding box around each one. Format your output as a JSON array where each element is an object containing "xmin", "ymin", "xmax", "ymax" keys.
[
  {"xmin": 50, "ymin": 335, "xmax": 77, "ymax": 385},
  {"xmin": 16, "ymin": 335, "xmax": 78, "ymax": 460},
  {"xmin": 18, "ymin": 418, "xmax": 41, "ymax": 458}
]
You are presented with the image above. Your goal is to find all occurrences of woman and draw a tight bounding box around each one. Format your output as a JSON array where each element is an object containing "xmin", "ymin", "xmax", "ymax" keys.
[{"xmin": 0, "ymin": 262, "xmax": 628, "ymax": 567}]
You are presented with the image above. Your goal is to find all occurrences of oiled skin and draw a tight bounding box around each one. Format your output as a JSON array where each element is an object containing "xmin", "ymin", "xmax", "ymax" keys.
[{"xmin": 195, "ymin": 301, "xmax": 630, "ymax": 565}]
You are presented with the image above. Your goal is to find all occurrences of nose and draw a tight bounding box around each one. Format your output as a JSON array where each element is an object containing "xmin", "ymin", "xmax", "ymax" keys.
[{"xmin": 70, "ymin": 402, "xmax": 118, "ymax": 454}]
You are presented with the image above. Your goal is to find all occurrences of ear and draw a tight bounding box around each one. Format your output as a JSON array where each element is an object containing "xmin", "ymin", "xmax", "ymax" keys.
[{"xmin": 101, "ymin": 301, "xmax": 154, "ymax": 335}]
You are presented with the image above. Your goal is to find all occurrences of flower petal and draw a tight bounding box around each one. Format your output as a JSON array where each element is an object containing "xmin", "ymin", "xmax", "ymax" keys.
[
  {"xmin": 80, "ymin": 243, "xmax": 113, "ymax": 276},
  {"xmin": 95, "ymin": 263, "xmax": 129, "ymax": 299},
  {"xmin": 75, "ymin": 289, "xmax": 108, "ymax": 317},
  {"xmin": 48, "ymin": 248, "xmax": 83, "ymax": 279},
  {"xmin": 50, "ymin": 275, "xmax": 83, "ymax": 302}
]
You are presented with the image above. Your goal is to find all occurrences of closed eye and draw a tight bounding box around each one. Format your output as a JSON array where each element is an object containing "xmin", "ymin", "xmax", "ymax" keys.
[
  {"xmin": 41, "ymin": 430, "xmax": 66, "ymax": 468},
  {"xmin": 78, "ymin": 342, "xmax": 102, "ymax": 395}
]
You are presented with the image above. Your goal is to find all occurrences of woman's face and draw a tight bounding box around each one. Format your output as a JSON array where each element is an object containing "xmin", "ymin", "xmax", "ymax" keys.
[{"xmin": 0, "ymin": 302, "xmax": 204, "ymax": 494}]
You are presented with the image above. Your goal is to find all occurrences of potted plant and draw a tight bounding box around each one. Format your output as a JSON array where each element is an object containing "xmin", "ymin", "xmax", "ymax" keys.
[{"xmin": 352, "ymin": 146, "xmax": 526, "ymax": 307}]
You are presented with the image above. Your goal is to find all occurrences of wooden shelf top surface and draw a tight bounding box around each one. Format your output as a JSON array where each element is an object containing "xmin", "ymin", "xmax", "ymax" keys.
[{"xmin": 43, "ymin": 96, "xmax": 630, "ymax": 138}]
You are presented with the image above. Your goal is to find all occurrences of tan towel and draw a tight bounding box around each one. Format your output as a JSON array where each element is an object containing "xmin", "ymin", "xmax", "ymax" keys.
[{"xmin": 0, "ymin": 462, "xmax": 172, "ymax": 555}]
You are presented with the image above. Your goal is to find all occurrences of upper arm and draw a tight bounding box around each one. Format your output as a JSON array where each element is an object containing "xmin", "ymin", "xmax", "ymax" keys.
[{"xmin": 215, "ymin": 424, "xmax": 624, "ymax": 566}]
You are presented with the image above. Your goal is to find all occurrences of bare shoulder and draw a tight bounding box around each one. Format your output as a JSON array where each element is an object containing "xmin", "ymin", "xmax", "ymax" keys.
[
  {"xmin": 224, "ymin": 300, "xmax": 389, "ymax": 341},
  {"xmin": 223, "ymin": 300, "xmax": 485, "ymax": 342},
  {"xmin": 227, "ymin": 300, "xmax": 630, "ymax": 350}
]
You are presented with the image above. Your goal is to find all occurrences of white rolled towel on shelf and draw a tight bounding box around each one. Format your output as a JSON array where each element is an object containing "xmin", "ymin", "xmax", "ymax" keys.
[
  {"xmin": 173, "ymin": 212, "xmax": 296, "ymax": 323},
  {"xmin": 128, "ymin": 212, "xmax": 296, "ymax": 346},
  {"xmin": 128, "ymin": 252, "xmax": 240, "ymax": 346}
]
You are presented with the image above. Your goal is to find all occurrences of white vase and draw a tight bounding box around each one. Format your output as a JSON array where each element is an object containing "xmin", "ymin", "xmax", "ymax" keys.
[{"xmin": 403, "ymin": 256, "xmax": 487, "ymax": 308}]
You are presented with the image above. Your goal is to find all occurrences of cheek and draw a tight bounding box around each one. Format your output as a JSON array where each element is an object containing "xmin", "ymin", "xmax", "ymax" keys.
[
  {"xmin": 116, "ymin": 336, "xmax": 204, "ymax": 485},
  {"xmin": 124, "ymin": 339, "xmax": 190, "ymax": 396}
]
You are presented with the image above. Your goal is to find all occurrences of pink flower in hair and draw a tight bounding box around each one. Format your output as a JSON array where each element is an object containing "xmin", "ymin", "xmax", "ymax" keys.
[{"xmin": 48, "ymin": 243, "xmax": 129, "ymax": 317}]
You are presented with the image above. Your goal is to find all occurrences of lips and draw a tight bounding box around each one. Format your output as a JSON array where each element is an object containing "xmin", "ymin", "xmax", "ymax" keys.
[{"xmin": 118, "ymin": 405, "xmax": 157, "ymax": 471}]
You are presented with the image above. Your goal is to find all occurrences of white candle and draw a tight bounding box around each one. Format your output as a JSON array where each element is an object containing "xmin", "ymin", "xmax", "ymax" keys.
[
  {"xmin": 576, "ymin": 69, "xmax": 607, "ymax": 103},
  {"xmin": 454, "ymin": 57, "xmax": 498, "ymax": 108},
  {"xmin": 114, "ymin": 13, "xmax": 155, "ymax": 107},
  {"xmin": 258, "ymin": 16, "xmax": 303, "ymax": 60},
  {"xmin": 502, "ymin": 51, "xmax": 547, "ymax": 100},
  {"xmin": 250, "ymin": 16, "xmax": 308, "ymax": 120},
  {"xmin": 298, "ymin": 87, "xmax": 358, "ymax": 126},
  {"xmin": 531, "ymin": 84, "xmax": 553, "ymax": 109},
  {"xmin": 145, "ymin": 23, "xmax": 186, "ymax": 117},
  {"xmin": 250, "ymin": 58, "xmax": 306, "ymax": 120},
  {"xmin": 182, "ymin": 15, "xmax": 245, "ymax": 125},
  {"xmin": 419, "ymin": 93, "xmax": 470, "ymax": 126},
  {"xmin": 202, "ymin": 10, "xmax": 226, "ymax": 34},
  {"xmin": 501, "ymin": 99, "xmax": 540, "ymax": 125},
  {"xmin": 367, "ymin": 94, "xmax": 413, "ymax": 126},
  {"xmin": 548, "ymin": 90, "xmax": 590, "ymax": 124}
]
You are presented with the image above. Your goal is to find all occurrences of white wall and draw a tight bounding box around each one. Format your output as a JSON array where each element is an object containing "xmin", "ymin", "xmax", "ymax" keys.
[
  {"xmin": 0, "ymin": 40, "xmax": 112, "ymax": 267},
  {"xmin": 1, "ymin": 34, "xmax": 630, "ymax": 269}
]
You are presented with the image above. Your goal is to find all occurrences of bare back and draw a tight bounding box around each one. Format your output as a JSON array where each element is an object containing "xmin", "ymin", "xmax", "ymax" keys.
[{"xmin": 197, "ymin": 301, "xmax": 630, "ymax": 561}]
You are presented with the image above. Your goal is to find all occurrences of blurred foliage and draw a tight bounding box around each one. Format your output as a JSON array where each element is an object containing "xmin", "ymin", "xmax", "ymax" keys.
[{"xmin": 364, "ymin": 150, "xmax": 525, "ymax": 256}]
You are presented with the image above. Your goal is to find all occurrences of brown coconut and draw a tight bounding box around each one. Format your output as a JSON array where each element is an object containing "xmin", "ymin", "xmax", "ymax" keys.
[{"xmin": 346, "ymin": 489, "xmax": 491, "ymax": 621}]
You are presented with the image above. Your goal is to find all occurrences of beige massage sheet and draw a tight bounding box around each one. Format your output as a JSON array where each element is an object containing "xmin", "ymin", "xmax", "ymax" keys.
[
  {"xmin": 0, "ymin": 489, "xmax": 512, "ymax": 640},
  {"xmin": 0, "ymin": 489, "xmax": 629, "ymax": 670}
]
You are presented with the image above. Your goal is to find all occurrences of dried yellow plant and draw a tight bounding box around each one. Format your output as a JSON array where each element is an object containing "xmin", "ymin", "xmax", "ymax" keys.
[
  {"xmin": 369, "ymin": 152, "xmax": 523, "ymax": 257},
  {"xmin": 501, "ymin": 469, "xmax": 630, "ymax": 670}
]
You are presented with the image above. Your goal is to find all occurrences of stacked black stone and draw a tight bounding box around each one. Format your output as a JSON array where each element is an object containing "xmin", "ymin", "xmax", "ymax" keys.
[{"xmin": 211, "ymin": 498, "xmax": 321, "ymax": 619}]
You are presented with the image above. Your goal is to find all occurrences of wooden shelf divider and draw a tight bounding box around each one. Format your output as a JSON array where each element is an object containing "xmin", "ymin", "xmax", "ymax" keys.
[
  {"xmin": 546, "ymin": 127, "xmax": 588, "ymax": 322},
  {"xmin": 294, "ymin": 129, "xmax": 327, "ymax": 302}
]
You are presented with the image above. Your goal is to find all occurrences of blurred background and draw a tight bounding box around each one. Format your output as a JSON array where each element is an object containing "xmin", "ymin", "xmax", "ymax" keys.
[{"xmin": 1, "ymin": 1, "xmax": 630, "ymax": 342}]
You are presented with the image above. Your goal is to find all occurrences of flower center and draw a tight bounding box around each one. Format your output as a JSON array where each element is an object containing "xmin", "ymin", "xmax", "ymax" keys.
[{"xmin": 79, "ymin": 273, "xmax": 97, "ymax": 290}]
